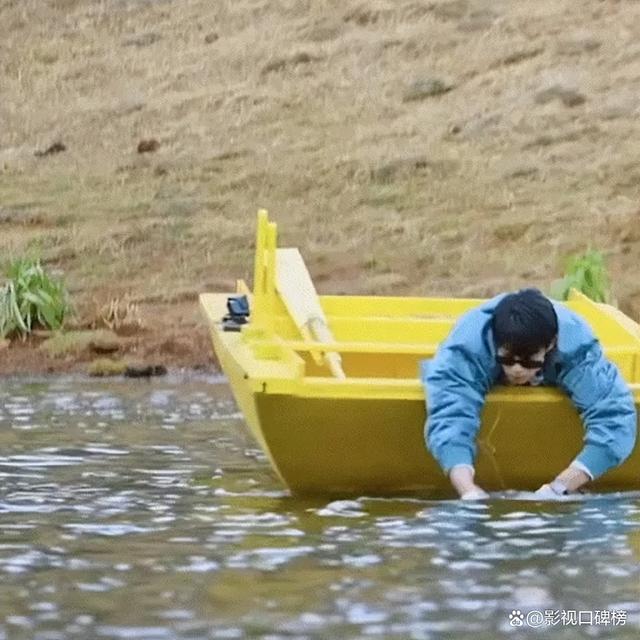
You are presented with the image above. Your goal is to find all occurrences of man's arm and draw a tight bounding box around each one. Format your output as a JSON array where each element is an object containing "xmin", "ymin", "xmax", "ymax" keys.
[
  {"xmin": 539, "ymin": 342, "xmax": 637, "ymax": 496},
  {"xmin": 421, "ymin": 344, "xmax": 492, "ymax": 498}
]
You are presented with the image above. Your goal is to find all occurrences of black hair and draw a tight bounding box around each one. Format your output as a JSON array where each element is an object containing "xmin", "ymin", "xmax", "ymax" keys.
[{"xmin": 492, "ymin": 288, "xmax": 558, "ymax": 356}]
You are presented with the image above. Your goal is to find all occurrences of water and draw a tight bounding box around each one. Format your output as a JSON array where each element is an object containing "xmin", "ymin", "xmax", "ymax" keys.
[{"xmin": 0, "ymin": 376, "xmax": 638, "ymax": 639}]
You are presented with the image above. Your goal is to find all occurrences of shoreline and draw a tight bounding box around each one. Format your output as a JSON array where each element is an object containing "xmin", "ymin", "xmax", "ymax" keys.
[{"xmin": 0, "ymin": 300, "xmax": 219, "ymax": 378}]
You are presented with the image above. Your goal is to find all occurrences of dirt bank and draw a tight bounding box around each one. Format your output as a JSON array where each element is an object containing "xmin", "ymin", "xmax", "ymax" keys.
[
  {"xmin": 0, "ymin": 299, "xmax": 216, "ymax": 376},
  {"xmin": 1, "ymin": 0, "xmax": 640, "ymax": 375}
]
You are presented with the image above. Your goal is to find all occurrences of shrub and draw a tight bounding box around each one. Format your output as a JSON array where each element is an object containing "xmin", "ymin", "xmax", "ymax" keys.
[
  {"xmin": 549, "ymin": 250, "xmax": 611, "ymax": 303},
  {"xmin": 0, "ymin": 258, "xmax": 71, "ymax": 338}
]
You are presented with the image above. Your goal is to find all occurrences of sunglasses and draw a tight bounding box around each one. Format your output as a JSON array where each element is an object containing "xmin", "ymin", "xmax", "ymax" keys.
[{"xmin": 497, "ymin": 355, "xmax": 545, "ymax": 370}]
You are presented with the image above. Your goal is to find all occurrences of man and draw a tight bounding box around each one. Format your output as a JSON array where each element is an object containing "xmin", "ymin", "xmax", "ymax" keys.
[{"xmin": 421, "ymin": 288, "xmax": 637, "ymax": 500}]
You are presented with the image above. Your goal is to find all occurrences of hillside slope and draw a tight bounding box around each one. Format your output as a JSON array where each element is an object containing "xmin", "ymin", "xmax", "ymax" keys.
[{"xmin": 1, "ymin": 0, "xmax": 639, "ymax": 370}]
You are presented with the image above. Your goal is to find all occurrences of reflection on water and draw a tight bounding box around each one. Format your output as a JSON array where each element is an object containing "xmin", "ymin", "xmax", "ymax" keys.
[{"xmin": 0, "ymin": 375, "xmax": 638, "ymax": 639}]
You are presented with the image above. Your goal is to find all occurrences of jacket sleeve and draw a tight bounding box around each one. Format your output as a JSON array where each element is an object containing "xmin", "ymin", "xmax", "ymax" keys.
[
  {"xmin": 558, "ymin": 343, "xmax": 638, "ymax": 479},
  {"xmin": 421, "ymin": 345, "xmax": 492, "ymax": 474}
]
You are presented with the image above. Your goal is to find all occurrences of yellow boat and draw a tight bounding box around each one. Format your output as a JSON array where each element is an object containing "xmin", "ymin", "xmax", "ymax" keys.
[{"xmin": 200, "ymin": 211, "xmax": 640, "ymax": 496}]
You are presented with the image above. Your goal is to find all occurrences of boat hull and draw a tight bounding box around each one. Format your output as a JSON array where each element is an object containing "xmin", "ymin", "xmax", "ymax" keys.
[
  {"xmin": 207, "ymin": 297, "xmax": 640, "ymax": 496},
  {"xmin": 249, "ymin": 386, "xmax": 640, "ymax": 496}
]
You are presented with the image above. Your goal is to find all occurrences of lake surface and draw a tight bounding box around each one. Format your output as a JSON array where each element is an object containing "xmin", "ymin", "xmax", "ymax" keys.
[{"xmin": 0, "ymin": 375, "xmax": 639, "ymax": 639}]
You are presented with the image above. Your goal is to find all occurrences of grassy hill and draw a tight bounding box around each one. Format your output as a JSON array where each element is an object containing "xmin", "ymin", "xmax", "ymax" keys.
[{"xmin": 1, "ymin": 0, "xmax": 639, "ymax": 370}]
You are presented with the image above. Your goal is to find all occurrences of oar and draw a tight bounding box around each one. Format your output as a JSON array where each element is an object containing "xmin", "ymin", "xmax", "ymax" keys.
[{"xmin": 275, "ymin": 248, "xmax": 346, "ymax": 379}]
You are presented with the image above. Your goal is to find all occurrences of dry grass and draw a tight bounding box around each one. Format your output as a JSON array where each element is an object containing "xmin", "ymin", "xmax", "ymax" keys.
[{"xmin": 2, "ymin": 0, "xmax": 640, "ymax": 326}]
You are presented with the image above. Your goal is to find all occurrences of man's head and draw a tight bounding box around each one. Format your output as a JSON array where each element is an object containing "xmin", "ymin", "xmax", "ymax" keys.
[{"xmin": 492, "ymin": 288, "xmax": 558, "ymax": 385}]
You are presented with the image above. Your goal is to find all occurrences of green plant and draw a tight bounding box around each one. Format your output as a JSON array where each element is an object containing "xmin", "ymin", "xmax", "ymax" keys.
[
  {"xmin": 549, "ymin": 249, "xmax": 611, "ymax": 303},
  {"xmin": 0, "ymin": 258, "xmax": 71, "ymax": 338}
]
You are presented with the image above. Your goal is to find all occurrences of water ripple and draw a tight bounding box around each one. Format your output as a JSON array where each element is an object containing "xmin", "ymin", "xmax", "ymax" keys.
[{"xmin": 0, "ymin": 377, "xmax": 638, "ymax": 639}]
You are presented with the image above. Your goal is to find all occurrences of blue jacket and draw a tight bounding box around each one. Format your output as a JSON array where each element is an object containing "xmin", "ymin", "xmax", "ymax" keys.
[{"xmin": 421, "ymin": 294, "xmax": 638, "ymax": 479}]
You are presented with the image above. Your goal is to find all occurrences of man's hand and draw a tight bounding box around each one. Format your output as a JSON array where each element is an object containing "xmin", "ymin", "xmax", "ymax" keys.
[
  {"xmin": 534, "ymin": 483, "xmax": 566, "ymax": 500},
  {"xmin": 555, "ymin": 465, "xmax": 590, "ymax": 491},
  {"xmin": 535, "ymin": 465, "xmax": 591, "ymax": 499},
  {"xmin": 449, "ymin": 465, "xmax": 488, "ymax": 500},
  {"xmin": 461, "ymin": 487, "xmax": 490, "ymax": 500}
]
